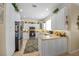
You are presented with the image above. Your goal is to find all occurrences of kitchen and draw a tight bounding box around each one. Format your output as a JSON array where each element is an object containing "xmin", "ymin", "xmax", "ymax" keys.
[
  {"xmin": 14, "ymin": 3, "xmax": 79, "ymax": 56},
  {"xmin": 0, "ymin": 3, "xmax": 79, "ymax": 56},
  {"xmin": 17, "ymin": 5, "xmax": 70, "ymax": 55}
]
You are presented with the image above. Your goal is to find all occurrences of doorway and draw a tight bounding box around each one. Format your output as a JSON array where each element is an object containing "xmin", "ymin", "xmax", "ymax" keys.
[{"xmin": 29, "ymin": 27, "xmax": 36, "ymax": 38}]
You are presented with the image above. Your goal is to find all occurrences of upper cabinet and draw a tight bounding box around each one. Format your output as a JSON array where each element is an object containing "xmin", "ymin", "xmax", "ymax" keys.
[{"xmin": 51, "ymin": 7, "xmax": 68, "ymax": 30}]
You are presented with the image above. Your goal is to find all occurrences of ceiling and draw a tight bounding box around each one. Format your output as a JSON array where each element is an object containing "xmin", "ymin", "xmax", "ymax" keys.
[{"xmin": 17, "ymin": 3, "xmax": 64, "ymax": 20}]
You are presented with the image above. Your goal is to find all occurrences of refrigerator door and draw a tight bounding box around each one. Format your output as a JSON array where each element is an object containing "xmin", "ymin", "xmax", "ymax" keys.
[{"xmin": 15, "ymin": 21, "xmax": 23, "ymax": 51}]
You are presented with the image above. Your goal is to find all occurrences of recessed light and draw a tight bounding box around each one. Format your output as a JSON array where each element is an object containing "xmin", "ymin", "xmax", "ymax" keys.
[
  {"xmin": 46, "ymin": 8, "xmax": 49, "ymax": 11},
  {"xmin": 20, "ymin": 9, "xmax": 23, "ymax": 12}
]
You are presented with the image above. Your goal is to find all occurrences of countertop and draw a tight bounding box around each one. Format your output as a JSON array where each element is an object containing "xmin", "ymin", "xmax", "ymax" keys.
[{"xmin": 39, "ymin": 34, "xmax": 67, "ymax": 40}]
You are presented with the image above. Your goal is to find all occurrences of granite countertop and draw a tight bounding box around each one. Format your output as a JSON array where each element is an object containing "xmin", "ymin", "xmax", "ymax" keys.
[{"xmin": 39, "ymin": 34, "xmax": 66, "ymax": 40}]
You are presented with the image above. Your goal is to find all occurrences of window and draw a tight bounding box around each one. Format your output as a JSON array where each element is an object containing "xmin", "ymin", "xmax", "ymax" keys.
[{"xmin": 43, "ymin": 17, "xmax": 51, "ymax": 30}]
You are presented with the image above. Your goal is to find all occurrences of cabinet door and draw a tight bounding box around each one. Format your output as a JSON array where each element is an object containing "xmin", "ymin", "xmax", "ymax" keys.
[
  {"xmin": 51, "ymin": 14, "xmax": 57, "ymax": 30},
  {"xmin": 41, "ymin": 40, "xmax": 49, "ymax": 56},
  {"xmin": 47, "ymin": 40, "xmax": 57, "ymax": 56},
  {"xmin": 51, "ymin": 7, "xmax": 67, "ymax": 30},
  {"xmin": 40, "ymin": 38, "xmax": 68, "ymax": 56},
  {"xmin": 56, "ymin": 38, "xmax": 68, "ymax": 55},
  {"xmin": 41, "ymin": 40, "xmax": 57, "ymax": 56},
  {"xmin": 61, "ymin": 38, "xmax": 68, "ymax": 53},
  {"xmin": 55, "ymin": 39, "xmax": 62, "ymax": 55},
  {"xmin": 57, "ymin": 8, "xmax": 67, "ymax": 30}
]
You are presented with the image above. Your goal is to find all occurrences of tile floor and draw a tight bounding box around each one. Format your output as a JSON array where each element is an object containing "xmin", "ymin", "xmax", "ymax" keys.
[
  {"xmin": 24, "ymin": 38, "xmax": 38, "ymax": 54},
  {"xmin": 13, "ymin": 39, "xmax": 79, "ymax": 56},
  {"xmin": 13, "ymin": 39, "xmax": 39, "ymax": 56}
]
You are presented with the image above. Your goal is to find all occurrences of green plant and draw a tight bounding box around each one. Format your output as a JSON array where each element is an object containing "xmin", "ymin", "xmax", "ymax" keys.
[
  {"xmin": 53, "ymin": 8, "xmax": 59, "ymax": 13},
  {"xmin": 12, "ymin": 3, "xmax": 19, "ymax": 12}
]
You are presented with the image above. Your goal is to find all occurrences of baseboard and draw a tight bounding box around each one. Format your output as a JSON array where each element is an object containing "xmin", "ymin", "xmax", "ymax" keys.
[
  {"xmin": 59, "ymin": 52, "xmax": 69, "ymax": 56},
  {"xmin": 69, "ymin": 49, "xmax": 79, "ymax": 54}
]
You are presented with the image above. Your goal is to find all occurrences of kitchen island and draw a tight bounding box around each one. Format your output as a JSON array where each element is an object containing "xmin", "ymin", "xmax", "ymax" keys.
[{"xmin": 38, "ymin": 35, "xmax": 68, "ymax": 56}]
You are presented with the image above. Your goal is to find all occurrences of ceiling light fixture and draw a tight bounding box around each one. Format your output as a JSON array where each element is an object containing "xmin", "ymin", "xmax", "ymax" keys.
[
  {"xmin": 32, "ymin": 4, "xmax": 37, "ymax": 7},
  {"xmin": 46, "ymin": 8, "xmax": 49, "ymax": 11},
  {"xmin": 20, "ymin": 9, "xmax": 23, "ymax": 12}
]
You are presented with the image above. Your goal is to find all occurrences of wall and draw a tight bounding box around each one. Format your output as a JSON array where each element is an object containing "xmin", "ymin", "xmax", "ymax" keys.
[
  {"xmin": 4, "ymin": 3, "xmax": 20, "ymax": 55},
  {"xmin": 23, "ymin": 23, "xmax": 40, "ymax": 39},
  {"xmin": 0, "ymin": 4, "xmax": 6, "ymax": 56},
  {"xmin": 0, "ymin": 24, "xmax": 6, "ymax": 55},
  {"xmin": 67, "ymin": 4, "xmax": 79, "ymax": 52}
]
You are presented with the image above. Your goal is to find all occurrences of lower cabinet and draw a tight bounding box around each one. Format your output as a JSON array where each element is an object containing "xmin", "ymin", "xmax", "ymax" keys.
[{"xmin": 39, "ymin": 38, "xmax": 68, "ymax": 56}]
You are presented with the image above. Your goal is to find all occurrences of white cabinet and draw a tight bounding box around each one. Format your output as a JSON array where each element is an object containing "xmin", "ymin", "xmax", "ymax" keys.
[
  {"xmin": 51, "ymin": 14, "xmax": 57, "ymax": 30},
  {"xmin": 55, "ymin": 38, "xmax": 68, "ymax": 55},
  {"xmin": 39, "ymin": 38, "xmax": 68, "ymax": 56},
  {"xmin": 51, "ymin": 7, "xmax": 68, "ymax": 30}
]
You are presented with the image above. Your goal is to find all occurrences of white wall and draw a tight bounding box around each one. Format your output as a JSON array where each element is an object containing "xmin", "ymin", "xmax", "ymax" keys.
[
  {"xmin": 23, "ymin": 23, "xmax": 40, "ymax": 39},
  {"xmin": 0, "ymin": 24, "xmax": 6, "ymax": 55},
  {"xmin": 67, "ymin": 4, "xmax": 79, "ymax": 52},
  {"xmin": 0, "ymin": 4, "xmax": 6, "ymax": 56},
  {"xmin": 4, "ymin": 4, "xmax": 20, "ymax": 55}
]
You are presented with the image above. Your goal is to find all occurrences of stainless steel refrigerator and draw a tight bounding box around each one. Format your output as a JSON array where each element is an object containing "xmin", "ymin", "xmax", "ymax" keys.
[{"xmin": 15, "ymin": 21, "xmax": 23, "ymax": 51}]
